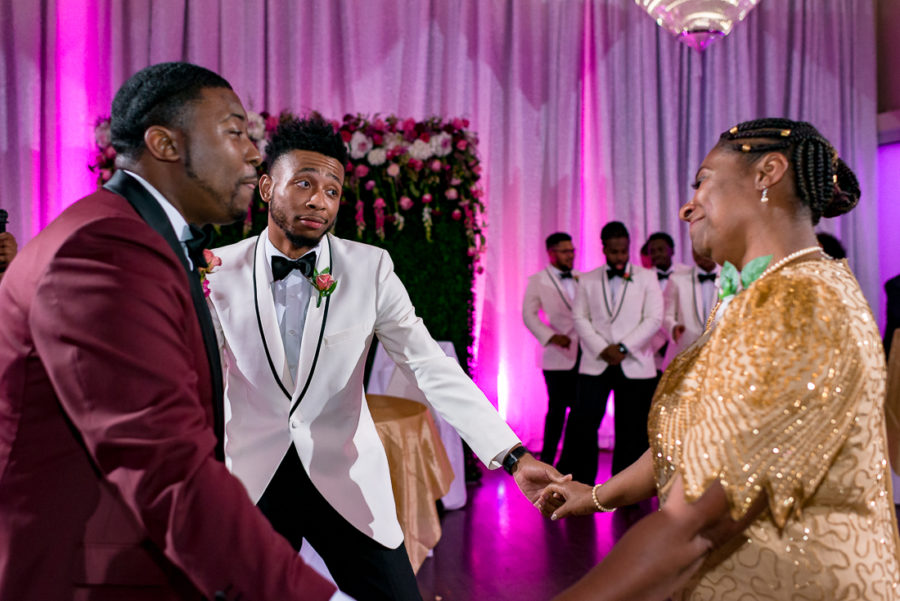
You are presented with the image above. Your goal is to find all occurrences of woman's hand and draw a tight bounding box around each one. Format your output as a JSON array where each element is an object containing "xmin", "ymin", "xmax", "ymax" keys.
[{"xmin": 536, "ymin": 480, "xmax": 597, "ymax": 519}]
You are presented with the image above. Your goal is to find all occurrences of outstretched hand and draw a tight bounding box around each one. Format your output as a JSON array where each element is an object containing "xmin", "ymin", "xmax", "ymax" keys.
[
  {"xmin": 512, "ymin": 454, "xmax": 571, "ymax": 505},
  {"xmin": 536, "ymin": 480, "xmax": 597, "ymax": 520}
]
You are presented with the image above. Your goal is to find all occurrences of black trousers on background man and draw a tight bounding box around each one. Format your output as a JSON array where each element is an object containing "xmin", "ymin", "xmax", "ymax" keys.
[
  {"xmin": 539, "ymin": 349, "xmax": 581, "ymax": 465},
  {"xmin": 556, "ymin": 365, "xmax": 657, "ymax": 484},
  {"xmin": 257, "ymin": 446, "xmax": 423, "ymax": 601}
]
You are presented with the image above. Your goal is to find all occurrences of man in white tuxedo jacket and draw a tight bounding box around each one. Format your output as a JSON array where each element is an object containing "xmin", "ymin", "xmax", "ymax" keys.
[
  {"xmin": 557, "ymin": 221, "xmax": 663, "ymax": 484},
  {"xmin": 522, "ymin": 232, "xmax": 580, "ymax": 465},
  {"xmin": 662, "ymin": 249, "xmax": 719, "ymax": 363},
  {"xmin": 645, "ymin": 231, "xmax": 688, "ymax": 374},
  {"xmin": 206, "ymin": 116, "xmax": 563, "ymax": 601}
]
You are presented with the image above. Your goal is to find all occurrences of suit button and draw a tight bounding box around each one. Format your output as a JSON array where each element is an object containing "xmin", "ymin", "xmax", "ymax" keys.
[{"xmin": 290, "ymin": 419, "xmax": 298, "ymax": 429}]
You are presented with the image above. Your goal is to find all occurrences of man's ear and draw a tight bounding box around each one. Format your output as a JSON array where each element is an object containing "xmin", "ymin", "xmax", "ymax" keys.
[
  {"xmin": 143, "ymin": 126, "xmax": 181, "ymax": 162},
  {"xmin": 258, "ymin": 173, "xmax": 273, "ymax": 203},
  {"xmin": 755, "ymin": 151, "xmax": 790, "ymax": 190}
]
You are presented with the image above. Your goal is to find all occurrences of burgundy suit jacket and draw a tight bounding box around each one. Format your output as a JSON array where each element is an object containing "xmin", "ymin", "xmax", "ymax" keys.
[{"xmin": 0, "ymin": 180, "xmax": 335, "ymax": 601}]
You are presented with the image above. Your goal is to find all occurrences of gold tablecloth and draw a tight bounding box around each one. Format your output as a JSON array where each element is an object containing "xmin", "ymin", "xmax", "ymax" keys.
[{"xmin": 367, "ymin": 394, "xmax": 454, "ymax": 572}]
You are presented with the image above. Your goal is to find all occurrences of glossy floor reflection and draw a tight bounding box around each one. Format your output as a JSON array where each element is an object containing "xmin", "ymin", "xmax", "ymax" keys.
[{"xmin": 416, "ymin": 450, "xmax": 625, "ymax": 601}]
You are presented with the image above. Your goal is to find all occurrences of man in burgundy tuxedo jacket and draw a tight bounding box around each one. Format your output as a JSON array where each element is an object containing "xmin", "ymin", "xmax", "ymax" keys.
[{"xmin": 0, "ymin": 63, "xmax": 338, "ymax": 601}]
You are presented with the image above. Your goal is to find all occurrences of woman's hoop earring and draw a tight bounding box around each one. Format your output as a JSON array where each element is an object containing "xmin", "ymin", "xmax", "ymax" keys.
[{"xmin": 761, "ymin": 188, "xmax": 769, "ymax": 203}]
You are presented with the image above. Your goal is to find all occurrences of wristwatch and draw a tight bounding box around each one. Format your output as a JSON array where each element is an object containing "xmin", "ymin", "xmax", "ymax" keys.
[
  {"xmin": 502, "ymin": 446, "xmax": 530, "ymax": 475},
  {"xmin": 617, "ymin": 343, "xmax": 629, "ymax": 355}
]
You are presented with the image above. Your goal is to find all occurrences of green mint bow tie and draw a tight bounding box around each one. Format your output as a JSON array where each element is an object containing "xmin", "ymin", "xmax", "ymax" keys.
[{"xmin": 718, "ymin": 255, "xmax": 772, "ymax": 299}]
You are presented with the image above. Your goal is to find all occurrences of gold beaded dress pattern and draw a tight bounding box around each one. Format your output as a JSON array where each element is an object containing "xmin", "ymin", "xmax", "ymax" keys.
[{"xmin": 649, "ymin": 256, "xmax": 900, "ymax": 600}]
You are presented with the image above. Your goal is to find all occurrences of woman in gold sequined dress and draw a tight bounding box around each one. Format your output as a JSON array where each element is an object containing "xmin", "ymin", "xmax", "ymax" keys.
[{"xmin": 539, "ymin": 119, "xmax": 900, "ymax": 600}]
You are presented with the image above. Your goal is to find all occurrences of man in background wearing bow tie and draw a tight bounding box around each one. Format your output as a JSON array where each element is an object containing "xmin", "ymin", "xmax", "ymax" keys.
[
  {"xmin": 523, "ymin": 232, "xmax": 581, "ymax": 466},
  {"xmin": 644, "ymin": 231, "xmax": 687, "ymax": 375},
  {"xmin": 205, "ymin": 115, "xmax": 566, "ymax": 601},
  {"xmin": 557, "ymin": 221, "xmax": 663, "ymax": 488},
  {"xmin": 663, "ymin": 249, "xmax": 720, "ymax": 362}
]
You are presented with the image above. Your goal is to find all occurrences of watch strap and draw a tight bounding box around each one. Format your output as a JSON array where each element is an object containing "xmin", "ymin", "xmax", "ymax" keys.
[{"xmin": 502, "ymin": 446, "xmax": 529, "ymax": 475}]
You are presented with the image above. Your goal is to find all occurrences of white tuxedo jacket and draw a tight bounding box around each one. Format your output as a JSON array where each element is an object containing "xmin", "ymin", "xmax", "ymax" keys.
[
  {"xmin": 206, "ymin": 231, "xmax": 519, "ymax": 548},
  {"xmin": 573, "ymin": 263, "xmax": 663, "ymax": 379},
  {"xmin": 651, "ymin": 262, "xmax": 690, "ymax": 372},
  {"xmin": 662, "ymin": 266, "xmax": 719, "ymax": 363},
  {"xmin": 522, "ymin": 267, "xmax": 580, "ymax": 371}
]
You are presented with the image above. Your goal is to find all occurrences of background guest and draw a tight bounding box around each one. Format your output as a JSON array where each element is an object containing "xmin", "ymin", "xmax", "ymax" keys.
[
  {"xmin": 662, "ymin": 249, "xmax": 719, "ymax": 361},
  {"xmin": 541, "ymin": 118, "xmax": 899, "ymax": 601},
  {"xmin": 816, "ymin": 230, "xmax": 847, "ymax": 259},
  {"xmin": 887, "ymin": 273, "xmax": 900, "ymax": 358},
  {"xmin": 523, "ymin": 232, "xmax": 581, "ymax": 465},
  {"xmin": 644, "ymin": 231, "xmax": 687, "ymax": 374},
  {"xmin": 0, "ymin": 230, "xmax": 16, "ymax": 283},
  {"xmin": 557, "ymin": 221, "xmax": 662, "ymax": 487}
]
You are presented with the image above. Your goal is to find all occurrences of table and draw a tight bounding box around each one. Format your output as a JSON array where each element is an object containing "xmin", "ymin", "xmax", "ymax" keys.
[
  {"xmin": 367, "ymin": 393, "xmax": 454, "ymax": 572},
  {"xmin": 367, "ymin": 341, "xmax": 468, "ymax": 509}
]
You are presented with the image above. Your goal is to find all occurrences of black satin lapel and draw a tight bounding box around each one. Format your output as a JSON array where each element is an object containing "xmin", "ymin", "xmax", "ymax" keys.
[
  {"xmin": 104, "ymin": 171, "xmax": 191, "ymax": 272},
  {"xmin": 105, "ymin": 171, "xmax": 226, "ymax": 462}
]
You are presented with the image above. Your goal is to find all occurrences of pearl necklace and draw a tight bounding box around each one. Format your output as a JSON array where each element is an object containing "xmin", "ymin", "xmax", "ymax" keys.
[{"xmin": 757, "ymin": 245, "xmax": 825, "ymax": 280}]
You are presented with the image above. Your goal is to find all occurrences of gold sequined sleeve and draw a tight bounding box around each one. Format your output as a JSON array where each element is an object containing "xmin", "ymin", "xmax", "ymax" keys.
[{"xmin": 679, "ymin": 272, "xmax": 865, "ymax": 527}]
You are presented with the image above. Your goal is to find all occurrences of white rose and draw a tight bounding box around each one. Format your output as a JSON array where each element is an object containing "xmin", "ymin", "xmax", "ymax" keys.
[
  {"xmin": 247, "ymin": 112, "xmax": 266, "ymax": 141},
  {"xmin": 431, "ymin": 132, "xmax": 453, "ymax": 157},
  {"xmin": 408, "ymin": 139, "xmax": 433, "ymax": 160},
  {"xmin": 350, "ymin": 131, "xmax": 373, "ymax": 159},
  {"xmin": 385, "ymin": 133, "xmax": 406, "ymax": 150},
  {"xmin": 367, "ymin": 147, "xmax": 387, "ymax": 166}
]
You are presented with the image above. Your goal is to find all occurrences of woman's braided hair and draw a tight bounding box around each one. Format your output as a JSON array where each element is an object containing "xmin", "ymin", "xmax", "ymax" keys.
[{"xmin": 718, "ymin": 118, "xmax": 860, "ymax": 224}]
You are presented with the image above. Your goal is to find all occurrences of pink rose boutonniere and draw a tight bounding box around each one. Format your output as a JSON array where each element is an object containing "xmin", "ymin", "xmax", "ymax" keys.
[
  {"xmin": 198, "ymin": 249, "xmax": 222, "ymax": 297},
  {"xmin": 623, "ymin": 271, "xmax": 633, "ymax": 282},
  {"xmin": 308, "ymin": 268, "xmax": 338, "ymax": 307}
]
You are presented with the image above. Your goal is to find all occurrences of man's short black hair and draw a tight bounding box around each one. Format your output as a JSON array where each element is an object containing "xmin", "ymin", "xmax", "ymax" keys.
[
  {"xmin": 111, "ymin": 62, "xmax": 232, "ymax": 160},
  {"xmin": 646, "ymin": 231, "xmax": 674, "ymax": 250},
  {"xmin": 816, "ymin": 231, "xmax": 847, "ymax": 259},
  {"xmin": 545, "ymin": 232, "xmax": 572, "ymax": 250},
  {"xmin": 265, "ymin": 113, "xmax": 349, "ymax": 172},
  {"xmin": 601, "ymin": 221, "xmax": 629, "ymax": 244}
]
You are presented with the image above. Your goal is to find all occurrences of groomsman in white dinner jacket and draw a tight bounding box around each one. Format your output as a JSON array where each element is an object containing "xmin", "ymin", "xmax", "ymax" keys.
[
  {"xmin": 644, "ymin": 231, "xmax": 688, "ymax": 374},
  {"xmin": 662, "ymin": 249, "xmax": 719, "ymax": 363},
  {"xmin": 205, "ymin": 116, "xmax": 564, "ymax": 601},
  {"xmin": 557, "ymin": 221, "xmax": 663, "ymax": 485},
  {"xmin": 522, "ymin": 232, "xmax": 581, "ymax": 465}
]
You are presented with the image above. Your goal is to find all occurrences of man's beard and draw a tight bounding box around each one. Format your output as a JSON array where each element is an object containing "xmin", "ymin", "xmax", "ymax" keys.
[
  {"xmin": 270, "ymin": 202, "xmax": 330, "ymax": 250},
  {"xmin": 183, "ymin": 141, "xmax": 248, "ymax": 224}
]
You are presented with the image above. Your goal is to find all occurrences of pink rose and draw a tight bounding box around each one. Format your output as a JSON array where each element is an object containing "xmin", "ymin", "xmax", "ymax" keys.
[
  {"xmin": 408, "ymin": 159, "xmax": 423, "ymax": 171},
  {"xmin": 372, "ymin": 133, "xmax": 383, "ymax": 146},
  {"xmin": 104, "ymin": 145, "xmax": 117, "ymax": 159},
  {"xmin": 430, "ymin": 159, "xmax": 442, "ymax": 172},
  {"xmin": 422, "ymin": 193, "xmax": 433, "ymax": 204},
  {"xmin": 373, "ymin": 197, "xmax": 386, "ymax": 208},
  {"xmin": 100, "ymin": 169, "xmax": 112, "ymax": 181},
  {"xmin": 355, "ymin": 164, "xmax": 369, "ymax": 178},
  {"xmin": 386, "ymin": 163, "xmax": 400, "ymax": 177},
  {"xmin": 315, "ymin": 273, "xmax": 335, "ymax": 291},
  {"xmin": 400, "ymin": 118, "xmax": 416, "ymax": 132},
  {"xmin": 202, "ymin": 279, "xmax": 212, "ymax": 297},
  {"xmin": 202, "ymin": 249, "xmax": 222, "ymax": 269},
  {"xmin": 456, "ymin": 140, "xmax": 468, "ymax": 151},
  {"xmin": 450, "ymin": 178, "xmax": 462, "ymax": 186},
  {"xmin": 365, "ymin": 180, "xmax": 376, "ymax": 191},
  {"xmin": 451, "ymin": 209, "xmax": 462, "ymax": 220},
  {"xmin": 341, "ymin": 130, "xmax": 353, "ymax": 143},
  {"xmin": 399, "ymin": 196, "xmax": 414, "ymax": 210},
  {"xmin": 265, "ymin": 115, "xmax": 280, "ymax": 132},
  {"xmin": 445, "ymin": 188, "xmax": 458, "ymax": 200}
]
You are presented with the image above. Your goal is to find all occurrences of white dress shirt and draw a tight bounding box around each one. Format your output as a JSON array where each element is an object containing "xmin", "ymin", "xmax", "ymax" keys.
[
  {"xmin": 697, "ymin": 268, "xmax": 718, "ymax": 320},
  {"xmin": 264, "ymin": 236, "xmax": 322, "ymax": 383},
  {"xmin": 122, "ymin": 170, "xmax": 197, "ymax": 269}
]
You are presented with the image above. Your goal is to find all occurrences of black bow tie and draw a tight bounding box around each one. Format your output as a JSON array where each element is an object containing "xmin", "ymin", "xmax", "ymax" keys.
[
  {"xmin": 657, "ymin": 271, "xmax": 670, "ymax": 281},
  {"xmin": 272, "ymin": 253, "xmax": 317, "ymax": 282},
  {"xmin": 607, "ymin": 267, "xmax": 627, "ymax": 280},
  {"xmin": 697, "ymin": 272, "xmax": 717, "ymax": 283},
  {"xmin": 559, "ymin": 271, "xmax": 574, "ymax": 279},
  {"xmin": 185, "ymin": 225, "xmax": 211, "ymax": 271}
]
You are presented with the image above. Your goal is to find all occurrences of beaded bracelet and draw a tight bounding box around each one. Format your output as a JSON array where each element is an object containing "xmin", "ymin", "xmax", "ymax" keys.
[{"xmin": 591, "ymin": 483, "xmax": 615, "ymax": 513}]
